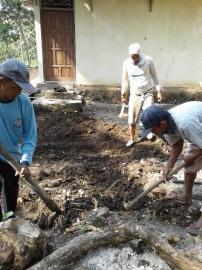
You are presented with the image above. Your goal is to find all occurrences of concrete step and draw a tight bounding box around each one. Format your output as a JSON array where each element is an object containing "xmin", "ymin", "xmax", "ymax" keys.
[
  {"xmin": 43, "ymin": 90, "xmax": 82, "ymax": 100},
  {"xmin": 37, "ymin": 82, "xmax": 74, "ymax": 91},
  {"xmin": 32, "ymin": 97, "xmax": 83, "ymax": 112}
]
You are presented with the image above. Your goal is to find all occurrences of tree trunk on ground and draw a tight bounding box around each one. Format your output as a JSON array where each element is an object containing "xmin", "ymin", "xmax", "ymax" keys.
[{"xmin": 28, "ymin": 223, "xmax": 202, "ymax": 270}]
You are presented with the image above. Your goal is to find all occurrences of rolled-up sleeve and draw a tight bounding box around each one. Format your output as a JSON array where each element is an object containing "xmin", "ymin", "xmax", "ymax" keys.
[
  {"xmin": 149, "ymin": 59, "xmax": 160, "ymax": 89},
  {"xmin": 121, "ymin": 61, "xmax": 129, "ymax": 97}
]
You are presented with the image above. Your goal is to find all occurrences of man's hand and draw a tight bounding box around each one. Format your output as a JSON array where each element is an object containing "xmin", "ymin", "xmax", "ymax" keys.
[
  {"xmin": 156, "ymin": 85, "xmax": 163, "ymax": 102},
  {"xmin": 157, "ymin": 90, "xmax": 163, "ymax": 102},
  {"xmin": 121, "ymin": 96, "xmax": 128, "ymax": 104},
  {"xmin": 20, "ymin": 164, "xmax": 31, "ymax": 180},
  {"xmin": 162, "ymin": 166, "xmax": 173, "ymax": 181}
]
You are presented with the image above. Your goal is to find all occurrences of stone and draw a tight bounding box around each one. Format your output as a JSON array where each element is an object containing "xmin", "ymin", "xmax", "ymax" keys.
[{"xmin": 0, "ymin": 217, "xmax": 47, "ymax": 270}]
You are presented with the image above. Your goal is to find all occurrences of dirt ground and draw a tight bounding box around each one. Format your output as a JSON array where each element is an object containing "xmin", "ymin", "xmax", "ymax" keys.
[
  {"xmin": 12, "ymin": 97, "xmax": 202, "ymax": 269},
  {"xmin": 17, "ymin": 101, "xmax": 201, "ymax": 232}
]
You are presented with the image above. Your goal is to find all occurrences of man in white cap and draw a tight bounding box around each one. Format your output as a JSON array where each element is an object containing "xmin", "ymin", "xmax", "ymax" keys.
[
  {"xmin": 0, "ymin": 59, "xmax": 37, "ymax": 221},
  {"xmin": 121, "ymin": 43, "xmax": 163, "ymax": 147}
]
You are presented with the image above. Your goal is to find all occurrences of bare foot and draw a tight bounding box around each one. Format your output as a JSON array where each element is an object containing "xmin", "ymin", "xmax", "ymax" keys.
[
  {"xmin": 186, "ymin": 215, "xmax": 202, "ymax": 236},
  {"xmin": 166, "ymin": 191, "xmax": 192, "ymax": 204}
]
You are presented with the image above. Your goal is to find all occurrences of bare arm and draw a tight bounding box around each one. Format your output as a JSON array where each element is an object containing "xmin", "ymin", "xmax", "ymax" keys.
[
  {"xmin": 149, "ymin": 59, "xmax": 163, "ymax": 101},
  {"xmin": 163, "ymin": 139, "xmax": 184, "ymax": 180},
  {"xmin": 149, "ymin": 59, "xmax": 159, "ymax": 86}
]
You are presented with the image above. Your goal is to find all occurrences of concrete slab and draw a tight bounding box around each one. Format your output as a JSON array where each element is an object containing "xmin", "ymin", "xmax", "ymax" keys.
[{"xmin": 32, "ymin": 97, "xmax": 83, "ymax": 112}]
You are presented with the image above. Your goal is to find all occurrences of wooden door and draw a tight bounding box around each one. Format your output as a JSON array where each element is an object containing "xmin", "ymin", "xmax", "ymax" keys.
[{"xmin": 41, "ymin": 10, "xmax": 75, "ymax": 81}]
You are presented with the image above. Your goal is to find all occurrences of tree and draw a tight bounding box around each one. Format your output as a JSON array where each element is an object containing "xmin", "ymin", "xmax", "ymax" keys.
[{"xmin": 0, "ymin": 0, "xmax": 37, "ymax": 65}]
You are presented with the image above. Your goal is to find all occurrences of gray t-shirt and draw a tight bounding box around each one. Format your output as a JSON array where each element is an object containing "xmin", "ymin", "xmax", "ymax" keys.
[{"xmin": 163, "ymin": 101, "xmax": 202, "ymax": 149}]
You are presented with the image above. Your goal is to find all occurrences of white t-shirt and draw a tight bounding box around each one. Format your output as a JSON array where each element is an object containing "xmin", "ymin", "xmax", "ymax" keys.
[{"xmin": 164, "ymin": 101, "xmax": 202, "ymax": 149}]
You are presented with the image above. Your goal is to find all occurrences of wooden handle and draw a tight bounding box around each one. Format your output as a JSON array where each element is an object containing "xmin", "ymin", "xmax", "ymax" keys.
[
  {"xmin": 124, "ymin": 162, "xmax": 185, "ymax": 210},
  {"xmin": 118, "ymin": 103, "xmax": 125, "ymax": 118},
  {"xmin": 0, "ymin": 144, "xmax": 63, "ymax": 214}
]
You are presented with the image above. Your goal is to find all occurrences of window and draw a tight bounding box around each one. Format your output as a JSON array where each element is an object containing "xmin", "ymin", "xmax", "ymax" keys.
[{"xmin": 42, "ymin": 0, "xmax": 73, "ymax": 9}]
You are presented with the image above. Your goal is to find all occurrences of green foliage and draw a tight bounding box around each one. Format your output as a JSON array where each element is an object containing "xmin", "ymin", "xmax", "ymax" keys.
[{"xmin": 0, "ymin": 0, "xmax": 37, "ymax": 66}]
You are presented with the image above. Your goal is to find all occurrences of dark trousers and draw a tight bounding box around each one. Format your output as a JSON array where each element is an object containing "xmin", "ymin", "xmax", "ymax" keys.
[{"xmin": 0, "ymin": 160, "xmax": 19, "ymax": 217}]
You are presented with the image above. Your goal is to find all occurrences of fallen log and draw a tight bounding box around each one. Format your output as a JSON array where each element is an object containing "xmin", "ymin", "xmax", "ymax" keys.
[{"xmin": 28, "ymin": 223, "xmax": 202, "ymax": 270}]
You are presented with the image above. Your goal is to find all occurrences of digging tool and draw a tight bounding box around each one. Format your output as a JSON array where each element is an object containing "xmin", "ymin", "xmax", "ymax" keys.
[
  {"xmin": 118, "ymin": 103, "xmax": 126, "ymax": 118},
  {"xmin": 124, "ymin": 161, "xmax": 185, "ymax": 211},
  {"xmin": 0, "ymin": 144, "xmax": 63, "ymax": 215}
]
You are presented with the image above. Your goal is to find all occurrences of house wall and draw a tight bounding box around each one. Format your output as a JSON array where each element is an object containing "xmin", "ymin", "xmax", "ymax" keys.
[{"xmin": 75, "ymin": 0, "xmax": 202, "ymax": 86}]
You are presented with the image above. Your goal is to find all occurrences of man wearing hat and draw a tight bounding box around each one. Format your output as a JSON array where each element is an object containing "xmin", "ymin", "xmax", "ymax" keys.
[
  {"xmin": 121, "ymin": 43, "xmax": 163, "ymax": 147},
  {"xmin": 140, "ymin": 101, "xmax": 202, "ymax": 236},
  {"xmin": 0, "ymin": 59, "xmax": 37, "ymax": 221}
]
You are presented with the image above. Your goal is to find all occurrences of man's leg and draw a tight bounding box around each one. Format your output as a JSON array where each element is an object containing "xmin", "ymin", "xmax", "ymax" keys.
[
  {"xmin": 0, "ymin": 161, "xmax": 19, "ymax": 213},
  {"xmin": 142, "ymin": 94, "xmax": 155, "ymax": 140},
  {"xmin": 187, "ymin": 209, "xmax": 202, "ymax": 236},
  {"xmin": 129, "ymin": 124, "xmax": 136, "ymax": 141},
  {"xmin": 126, "ymin": 124, "xmax": 136, "ymax": 147},
  {"xmin": 182, "ymin": 147, "xmax": 202, "ymax": 201},
  {"xmin": 167, "ymin": 148, "xmax": 202, "ymax": 203},
  {"xmin": 166, "ymin": 172, "xmax": 196, "ymax": 203},
  {"xmin": 126, "ymin": 95, "xmax": 142, "ymax": 147},
  {"xmin": 183, "ymin": 172, "xmax": 196, "ymax": 202}
]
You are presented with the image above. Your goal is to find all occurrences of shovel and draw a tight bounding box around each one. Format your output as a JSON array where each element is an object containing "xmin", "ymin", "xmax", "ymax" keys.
[
  {"xmin": 0, "ymin": 144, "xmax": 63, "ymax": 215},
  {"xmin": 124, "ymin": 161, "xmax": 185, "ymax": 211}
]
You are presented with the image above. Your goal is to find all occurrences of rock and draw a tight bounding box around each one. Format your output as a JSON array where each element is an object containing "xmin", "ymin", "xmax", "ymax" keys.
[
  {"xmin": 0, "ymin": 217, "xmax": 47, "ymax": 270},
  {"xmin": 129, "ymin": 239, "xmax": 147, "ymax": 254},
  {"xmin": 48, "ymin": 153, "xmax": 57, "ymax": 159},
  {"xmin": 167, "ymin": 235, "xmax": 181, "ymax": 245},
  {"xmin": 87, "ymin": 207, "xmax": 110, "ymax": 227}
]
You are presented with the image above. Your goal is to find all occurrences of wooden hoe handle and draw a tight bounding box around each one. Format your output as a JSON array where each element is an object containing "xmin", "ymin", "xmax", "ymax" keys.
[
  {"xmin": 0, "ymin": 144, "xmax": 63, "ymax": 214},
  {"xmin": 118, "ymin": 103, "xmax": 125, "ymax": 118},
  {"xmin": 124, "ymin": 162, "xmax": 185, "ymax": 211}
]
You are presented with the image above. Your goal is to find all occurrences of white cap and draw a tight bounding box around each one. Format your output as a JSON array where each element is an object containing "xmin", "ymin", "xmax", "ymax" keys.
[{"xmin": 128, "ymin": 43, "xmax": 141, "ymax": 55}]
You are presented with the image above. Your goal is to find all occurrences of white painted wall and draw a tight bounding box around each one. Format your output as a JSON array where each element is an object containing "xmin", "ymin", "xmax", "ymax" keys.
[{"xmin": 75, "ymin": 0, "xmax": 202, "ymax": 86}]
